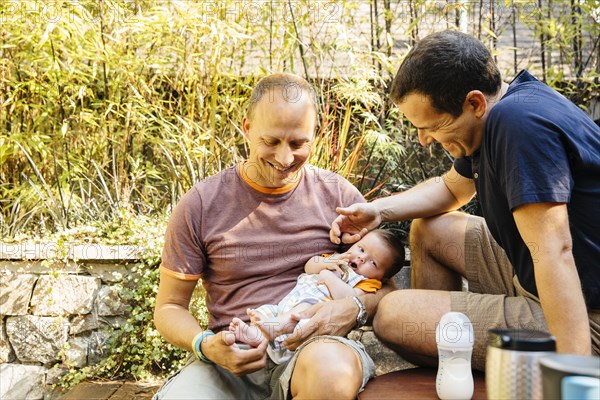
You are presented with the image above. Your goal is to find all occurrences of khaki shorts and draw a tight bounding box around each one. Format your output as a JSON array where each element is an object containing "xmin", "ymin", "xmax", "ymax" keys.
[
  {"xmin": 451, "ymin": 216, "xmax": 600, "ymax": 371},
  {"xmin": 152, "ymin": 335, "xmax": 375, "ymax": 400}
]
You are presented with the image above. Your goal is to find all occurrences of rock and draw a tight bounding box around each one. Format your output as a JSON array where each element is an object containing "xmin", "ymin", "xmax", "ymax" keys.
[
  {"xmin": 360, "ymin": 329, "xmax": 416, "ymax": 376},
  {"xmin": 6, "ymin": 316, "xmax": 69, "ymax": 363},
  {"xmin": 0, "ymin": 260, "xmax": 82, "ymax": 274},
  {"xmin": 68, "ymin": 244, "xmax": 140, "ymax": 261},
  {"xmin": 348, "ymin": 326, "xmax": 416, "ymax": 376},
  {"xmin": 392, "ymin": 266, "xmax": 411, "ymax": 289},
  {"xmin": 0, "ymin": 364, "xmax": 46, "ymax": 400},
  {"xmin": 70, "ymin": 313, "xmax": 101, "ymax": 335},
  {"xmin": 0, "ymin": 242, "xmax": 61, "ymax": 260},
  {"xmin": 63, "ymin": 336, "xmax": 89, "ymax": 368},
  {"xmin": 1, "ymin": 317, "xmax": 16, "ymax": 363},
  {"xmin": 83, "ymin": 263, "xmax": 131, "ymax": 283},
  {"xmin": 45, "ymin": 364, "xmax": 70, "ymax": 386},
  {"xmin": 0, "ymin": 273, "xmax": 37, "ymax": 315},
  {"xmin": 88, "ymin": 328, "xmax": 113, "ymax": 365},
  {"xmin": 95, "ymin": 285, "xmax": 129, "ymax": 316},
  {"xmin": 30, "ymin": 275, "xmax": 100, "ymax": 316}
]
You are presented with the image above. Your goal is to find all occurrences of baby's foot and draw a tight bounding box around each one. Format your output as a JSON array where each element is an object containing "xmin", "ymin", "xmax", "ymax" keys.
[
  {"xmin": 229, "ymin": 317, "xmax": 264, "ymax": 347},
  {"xmin": 255, "ymin": 314, "xmax": 298, "ymax": 342},
  {"xmin": 246, "ymin": 308, "xmax": 263, "ymax": 325}
]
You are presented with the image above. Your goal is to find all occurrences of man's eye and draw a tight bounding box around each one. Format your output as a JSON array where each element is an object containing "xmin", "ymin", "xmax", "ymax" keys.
[{"xmin": 291, "ymin": 141, "xmax": 308, "ymax": 149}]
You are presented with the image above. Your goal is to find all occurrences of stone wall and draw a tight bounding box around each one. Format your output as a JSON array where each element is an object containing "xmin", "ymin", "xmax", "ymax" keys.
[{"xmin": 0, "ymin": 244, "xmax": 139, "ymax": 400}]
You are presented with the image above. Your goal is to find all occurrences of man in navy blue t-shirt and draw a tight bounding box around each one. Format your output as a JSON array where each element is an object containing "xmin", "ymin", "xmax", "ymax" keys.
[{"xmin": 330, "ymin": 30, "xmax": 599, "ymax": 370}]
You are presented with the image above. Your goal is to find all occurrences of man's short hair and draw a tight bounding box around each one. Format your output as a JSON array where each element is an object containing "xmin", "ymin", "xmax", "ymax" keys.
[
  {"xmin": 247, "ymin": 73, "xmax": 318, "ymax": 122},
  {"xmin": 389, "ymin": 30, "xmax": 502, "ymax": 117}
]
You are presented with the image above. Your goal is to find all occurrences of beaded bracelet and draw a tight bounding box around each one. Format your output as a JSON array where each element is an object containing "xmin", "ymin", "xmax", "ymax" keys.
[{"xmin": 192, "ymin": 330, "xmax": 215, "ymax": 364}]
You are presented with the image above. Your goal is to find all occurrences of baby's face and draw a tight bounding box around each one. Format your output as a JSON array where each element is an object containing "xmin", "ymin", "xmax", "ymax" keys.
[{"xmin": 343, "ymin": 233, "xmax": 395, "ymax": 280}]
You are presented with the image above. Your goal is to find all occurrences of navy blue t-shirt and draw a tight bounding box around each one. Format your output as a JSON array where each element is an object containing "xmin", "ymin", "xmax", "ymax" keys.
[{"xmin": 454, "ymin": 70, "xmax": 600, "ymax": 308}]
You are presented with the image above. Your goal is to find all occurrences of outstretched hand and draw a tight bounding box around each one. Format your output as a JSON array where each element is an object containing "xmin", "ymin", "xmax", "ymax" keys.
[
  {"xmin": 202, "ymin": 330, "xmax": 268, "ymax": 376},
  {"xmin": 330, "ymin": 203, "xmax": 382, "ymax": 244},
  {"xmin": 282, "ymin": 297, "xmax": 357, "ymax": 351}
]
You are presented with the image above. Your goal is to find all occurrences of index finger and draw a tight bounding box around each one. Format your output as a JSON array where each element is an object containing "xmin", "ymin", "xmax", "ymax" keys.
[
  {"xmin": 330, "ymin": 214, "xmax": 345, "ymax": 244},
  {"xmin": 341, "ymin": 229, "xmax": 368, "ymax": 244}
]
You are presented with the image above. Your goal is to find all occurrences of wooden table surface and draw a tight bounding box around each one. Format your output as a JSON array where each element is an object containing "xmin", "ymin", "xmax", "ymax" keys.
[{"xmin": 358, "ymin": 368, "xmax": 487, "ymax": 400}]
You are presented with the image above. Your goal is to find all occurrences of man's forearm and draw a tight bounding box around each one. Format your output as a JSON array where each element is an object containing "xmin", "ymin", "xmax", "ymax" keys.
[
  {"xmin": 537, "ymin": 260, "xmax": 591, "ymax": 355},
  {"xmin": 373, "ymin": 169, "xmax": 475, "ymax": 224},
  {"xmin": 154, "ymin": 304, "xmax": 203, "ymax": 352}
]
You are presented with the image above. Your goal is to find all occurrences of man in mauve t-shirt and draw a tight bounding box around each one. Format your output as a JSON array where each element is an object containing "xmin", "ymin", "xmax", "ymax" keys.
[{"xmin": 153, "ymin": 73, "xmax": 394, "ymax": 399}]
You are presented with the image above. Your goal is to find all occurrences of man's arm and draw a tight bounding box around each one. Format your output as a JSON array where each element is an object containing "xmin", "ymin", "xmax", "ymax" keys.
[
  {"xmin": 331, "ymin": 166, "xmax": 475, "ymax": 244},
  {"xmin": 513, "ymin": 203, "xmax": 591, "ymax": 355},
  {"xmin": 154, "ymin": 270, "xmax": 268, "ymax": 375},
  {"xmin": 154, "ymin": 270, "xmax": 202, "ymax": 351},
  {"xmin": 377, "ymin": 166, "xmax": 475, "ymax": 222}
]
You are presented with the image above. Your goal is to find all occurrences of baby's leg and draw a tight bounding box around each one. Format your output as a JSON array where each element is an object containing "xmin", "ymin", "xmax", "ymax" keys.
[
  {"xmin": 228, "ymin": 317, "xmax": 265, "ymax": 347},
  {"xmin": 252, "ymin": 302, "xmax": 312, "ymax": 341}
]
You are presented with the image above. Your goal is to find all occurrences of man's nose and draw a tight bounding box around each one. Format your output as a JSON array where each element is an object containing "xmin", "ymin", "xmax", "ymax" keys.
[
  {"xmin": 417, "ymin": 129, "xmax": 433, "ymax": 147},
  {"xmin": 275, "ymin": 145, "xmax": 294, "ymax": 167}
]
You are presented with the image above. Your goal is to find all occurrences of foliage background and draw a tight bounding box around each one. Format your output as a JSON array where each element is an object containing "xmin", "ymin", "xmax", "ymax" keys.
[{"xmin": 1, "ymin": 0, "xmax": 598, "ymax": 383}]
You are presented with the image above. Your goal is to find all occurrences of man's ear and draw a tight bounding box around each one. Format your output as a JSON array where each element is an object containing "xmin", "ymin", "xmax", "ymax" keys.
[
  {"xmin": 241, "ymin": 116, "xmax": 250, "ymax": 140},
  {"xmin": 465, "ymin": 90, "xmax": 487, "ymax": 118}
]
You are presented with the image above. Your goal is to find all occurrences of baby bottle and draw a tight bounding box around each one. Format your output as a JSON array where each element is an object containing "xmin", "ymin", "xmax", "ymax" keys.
[{"xmin": 435, "ymin": 312, "xmax": 475, "ymax": 400}]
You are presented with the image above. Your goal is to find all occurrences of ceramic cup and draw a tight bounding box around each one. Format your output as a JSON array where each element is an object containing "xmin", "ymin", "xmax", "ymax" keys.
[
  {"xmin": 539, "ymin": 354, "xmax": 600, "ymax": 400},
  {"xmin": 562, "ymin": 376, "xmax": 600, "ymax": 400}
]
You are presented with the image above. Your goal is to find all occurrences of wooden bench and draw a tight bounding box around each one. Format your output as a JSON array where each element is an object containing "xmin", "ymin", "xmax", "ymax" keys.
[{"xmin": 358, "ymin": 367, "xmax": 487, "ymax": 400}]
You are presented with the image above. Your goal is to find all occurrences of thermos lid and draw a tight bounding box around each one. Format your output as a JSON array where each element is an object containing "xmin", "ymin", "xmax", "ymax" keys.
[{"xmin": 488, "ymin": 328, "xmax": 556, "ymax": 351}]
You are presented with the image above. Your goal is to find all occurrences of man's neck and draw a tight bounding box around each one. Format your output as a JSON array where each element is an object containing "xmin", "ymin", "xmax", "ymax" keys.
[{"xmin": 486, "ymin": 82, "xmax": 510, "ymax": 109}]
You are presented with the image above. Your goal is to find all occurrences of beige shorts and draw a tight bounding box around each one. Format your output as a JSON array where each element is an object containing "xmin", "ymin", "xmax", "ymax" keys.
[
  {"xmin": 152, "ymin": 335, "xmax": 374, "ymax": 400},
  {"xmin": 451, "ymin": 215, "xmax": 600, "ymax": 370}
]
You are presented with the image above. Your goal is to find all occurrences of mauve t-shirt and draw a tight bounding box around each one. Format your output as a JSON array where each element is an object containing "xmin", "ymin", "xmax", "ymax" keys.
[{"xmin": 160, "ymin": 163, "xmax": 365, "ymax": 331}]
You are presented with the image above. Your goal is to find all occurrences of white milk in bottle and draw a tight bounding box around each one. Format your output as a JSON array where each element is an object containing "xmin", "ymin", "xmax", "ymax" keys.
[{"xmin": 435, "ymin": 312, "xmax": 474, "ymax": 400}]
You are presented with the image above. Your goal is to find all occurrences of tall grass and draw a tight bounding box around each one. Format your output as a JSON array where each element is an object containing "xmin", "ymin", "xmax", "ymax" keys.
[
  {"xmin": 1, "ymin": 0, "xmax": 597, "ymax": 383},
  {"xmin": 1, "ymin": 0, "xmax": 598, "ymax": 239}
]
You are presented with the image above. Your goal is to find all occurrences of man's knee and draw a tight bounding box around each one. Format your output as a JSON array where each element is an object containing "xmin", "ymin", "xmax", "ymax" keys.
[
  {"xmin": 409, "ymin": 217, "xmax": 443, "ymax": 263},
  {"xmin": 291, "ymin": 341, "xmax": 362, "ymax": 399},
  {"xmin": 373, "ymin": 291, "xmax": 405, "ymax": 344}
]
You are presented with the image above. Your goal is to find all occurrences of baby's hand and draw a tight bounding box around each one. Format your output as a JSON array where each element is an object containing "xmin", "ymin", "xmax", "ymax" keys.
[{"xmin": 326, "ymin": 254, "xmax": 348, "ymax": 274}]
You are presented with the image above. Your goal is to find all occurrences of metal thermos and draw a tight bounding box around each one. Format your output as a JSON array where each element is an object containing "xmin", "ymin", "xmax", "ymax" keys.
[{"xmin": 486, "ymin": 329, "xmax": 556, "ymax": 399}]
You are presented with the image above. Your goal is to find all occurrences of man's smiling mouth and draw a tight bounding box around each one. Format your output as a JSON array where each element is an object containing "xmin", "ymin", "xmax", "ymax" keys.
[{"xmin": 269, "ymin": 162, "xmax": 293, "ymax": 173}]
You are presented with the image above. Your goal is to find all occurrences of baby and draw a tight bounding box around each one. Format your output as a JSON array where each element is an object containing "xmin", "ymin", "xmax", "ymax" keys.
[{"xmin": 229, "ymin": 228, "xmax": 405, "ymax": 363}]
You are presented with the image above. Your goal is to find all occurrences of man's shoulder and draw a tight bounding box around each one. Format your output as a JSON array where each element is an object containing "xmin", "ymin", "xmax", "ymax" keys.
[
  {"xmin": 180, "ymin": 165, "xmax": 242, "ymax": 206},
  {"xmin": 196, "ymin": 165, "xmax": 240, "ymax": 187}
]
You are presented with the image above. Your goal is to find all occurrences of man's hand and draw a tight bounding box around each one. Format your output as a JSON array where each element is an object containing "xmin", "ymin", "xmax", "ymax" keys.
[
  {"xmin": 282, "ymin": 297, "xmax": 357, "ymax": 350},
  {"xmin": 330, "ymin": 203, "xmax": 382, "ymax": 244},
  {"xmin": 202, "ymin": 330, "xmax": 268, "ymax": 376}
]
